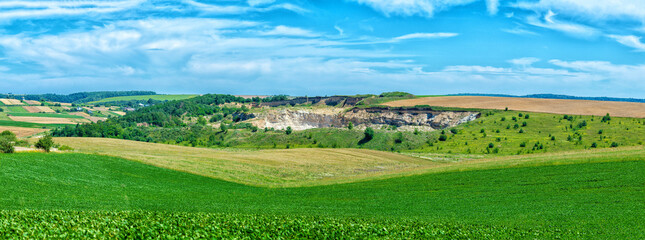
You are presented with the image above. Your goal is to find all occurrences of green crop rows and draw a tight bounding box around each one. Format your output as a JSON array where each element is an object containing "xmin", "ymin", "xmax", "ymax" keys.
[{"xmin": 1, "ymin": 153, "xmax": 643, "ymax": 238}]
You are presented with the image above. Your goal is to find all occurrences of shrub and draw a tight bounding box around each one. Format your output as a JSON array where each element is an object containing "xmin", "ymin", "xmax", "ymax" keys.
[
  {"xmin": 1, "ymin": 130, "xmax": 17, "ymax": 142},
  {"xmin": 347, "ymin": 122, "xmax": 353, "ymax": 130},
  {"xmin": 590, "ymin": 142, "xmax": 597, "ymax": 148},
  {"xmin": 450, "ymin": 128, "xmax": 458, "ymax": 134},
  {"xmin": 601, "ymin": 113, "xmax": 611, "ymax": 123},
  {"xmin": 413, "ymin": 128, "xmax": 420, "ymax": 135},
  {"xmin": 551, "ymin": 136, "xmax": 556, "ymax": 141},
  {"xmin": 519, "ymin": 142, "xmax": 526, "ymax": 147},
  {"xmin": 524, "ymin": 114, "xmax": 530, "ymax": 119},
  {"xmin": 522, "ymin": 121, "xmax": 527, "ymax": 127},
  {"xmin": 598, "ymin": 129, "xmax": 603, "ymax": 134},
  {"xmin": 611, "ymin": 142, "xmax": 619, "ymax": 148},
  {"xmin": 518, "ymin": 129, "xmax": 524, "ymax": 133},
  {"xmin": 285, "ymin": 126, "xmax": 293, "ymax": 135},
  {"xmin": 438, "ymin": 134, "xmax": 448, "ymax": 141},
  {"xmin": 394, "ymin": 132, "xmax": 404, "ymax": 144},
  {"xmin": 488, "ymin": 143, "xmax": 494, "ymax": 148},
  {"xmin": 360, "ymin": 127, "xmax": 375, "ymax": 144},
  {"xmin": 35, "ymin": 135, "xmax": 54, "ymax": 153},
  {"xmin": 0, "ymin": 137, "xmax": 14, "ymax": 153}
]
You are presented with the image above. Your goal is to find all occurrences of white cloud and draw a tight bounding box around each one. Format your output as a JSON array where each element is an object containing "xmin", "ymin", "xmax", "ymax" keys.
[
  {"xmin": 185, "ymin": 0, "xmax": 307, "ymax": 15},
  {"xmin": 393, "ymin": 32, "xmax": 458, "ymax": 41},
  {"xmin": 350, "ymin": 0, "xmax": 477, "ymax": 17},
  {"xmin": 607, "ymin": 34, "xmax": 645, "ymax": 51},
  {"xmin": 0, "ymin": 0, "xmax": 144, "ymax": 20},
  {"xmin": 513, "ymin": 0, "xmax": 645, "ymax": 23},
  {"xmin": 485, "ymin": 0, "xmax": 499, "ymax": 15},
  {"xmin": 509, "ymin": 57, "xmax": 540, "ymax": 66},
  {"xmin": 247, "ymin": 0, "xmax": 275, "ymax": 7},
  {"xmin": 526, "ymin": 10, "xmax": 599, "ymax": 39},
  {"xmin": 502, "ymin": 27, "xmax": 538, "ymax": 36},
  {"xmin": 0, "ymin": 66, "xmax": 9, "ymax": 72},
  {"xmin": 259, "ymin": 26, "xmax": 319, "ymax": 37}
]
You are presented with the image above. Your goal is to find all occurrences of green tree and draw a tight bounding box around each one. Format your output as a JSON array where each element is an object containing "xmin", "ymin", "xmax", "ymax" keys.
[
  {"xmin": 0, "ymin": 137, "xmax": 14, "ymax": 153},
  {"xmin": 285, "ymin": 126, "xmax": 293, "ymax": 135},
  {"xmin": 347, "ymin": 122, "xmax": 354, "ymax": 130},
  {"xmin": 220, "ymin": 124, "xmax": 228, "ymax": 133},
  {"xmin": 197, "ymin": 117, "xmax": 207, "ymax": 125},
  {"xmin": 35, "ymin": 135, "xmax": 54, "ymax": 153}
]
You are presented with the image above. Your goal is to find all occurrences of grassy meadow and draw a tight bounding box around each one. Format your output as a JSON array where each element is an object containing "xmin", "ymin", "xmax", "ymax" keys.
[{"xmin": 0, "ymin": 152, "xmax": 643, "ymax": 238}]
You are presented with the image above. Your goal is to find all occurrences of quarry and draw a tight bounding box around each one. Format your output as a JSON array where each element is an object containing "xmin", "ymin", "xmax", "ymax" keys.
[{"xmin": 246, "ymin": 106, "xmax": 480, "ymax": 131}]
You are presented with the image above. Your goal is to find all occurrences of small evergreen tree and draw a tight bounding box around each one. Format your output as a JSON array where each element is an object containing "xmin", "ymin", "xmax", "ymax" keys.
[
  {"xmin": 285, "ymin": 126, "xmax": 293, "ymax": 135},
  {"xmin": 347, "ymin": 122, "xmax": 354, "ymax": 130}
]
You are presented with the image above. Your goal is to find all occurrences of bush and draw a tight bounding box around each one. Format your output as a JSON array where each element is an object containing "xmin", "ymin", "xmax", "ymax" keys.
[
  {"xmin": 450, "ymin": 128, "xmax": 458, "ymax": 134},
  {"xmin": 590, "ymin": 142, "xmax": 597, "ymax": 148},
  {"xmin": 35, "ymin": 135, "xmax": 54, "ymax": 153},
  {"xmin": 488, "ymin": 143, "xmax": 494, "ymax": 148},
  {"xmin": 0, "ymin": 137, "xmax": 14, "ymax": 153},
  {"xmin": 347, "ymin": 122, "xmax": 353, "ymax": 130},
  {"xmin": 285, "ymin": 126, "xmax": 293, "ymax": 135},
  {"xmin": 601, "ymin": 113, "xmax": 611, "ymax": 123},
  {"xmin": 438, "ymin": 134, "xmax": 448, "ymax": 141},
  {"xmin": 610, "ymin": 142, "xmax": 619, "ymax": 148},
  {"xmin": 359, "ymin": 127, "xmax": 375, "ymax": 145}
]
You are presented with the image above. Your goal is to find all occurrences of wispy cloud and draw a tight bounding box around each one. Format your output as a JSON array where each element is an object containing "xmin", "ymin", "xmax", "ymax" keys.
[
  {"xmin": 393, "ymin": 32, "xmax": 458, "ymax": 41},
  {"xmin": 526, "ymin": 10, "xmax": 599, "ymax": 39},
  {"xmin": 607, "ymin": 34, "xmax": 645, "ymax": 51},
  {"xmin": 184, "ymin": 0, "xmax": 307, "ymax": 15},
  {"xmin": 513, "ymin": 0, "xmax": 645, "ymax": 23},
  {"xmin": 350, "ymin": 0, "xmax": 477, "ymax": 18},
  {"xmin": 0, "ymin": 0, "xmax": 144, "ymax": 20},
  {"xmin": 485, "ymin": 0, "xmax": 499, "ymax": 15},
  {"xmin": 258, "ymin": 26, "xmax": 319, "ymax": 37}
]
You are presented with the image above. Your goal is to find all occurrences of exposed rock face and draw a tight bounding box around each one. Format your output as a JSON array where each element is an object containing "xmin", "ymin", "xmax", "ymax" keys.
[{"xmin": 254, "ymin": 107, "xmax": 479, "ymax": 131}]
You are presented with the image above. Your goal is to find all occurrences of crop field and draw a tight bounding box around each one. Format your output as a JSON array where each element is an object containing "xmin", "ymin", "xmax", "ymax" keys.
[
  {"xmin": 385, "ymin": 96, "xmax": 645, "ymax": 118},
  {"xmin": 0, "ymin": 152, "xmax": 643, "ymax": 238},
  {"xmin": 22, "ymin": 105, "xmax": 55, "ymax": 113},
  {"xmin": 88, "ymin": 94, "xmax": 198, "ymax": 104},
  {"xmin": 8, "ymin": 112, "xmax": 86, "ymax": 119},
  {"xmin": 0, "ymin": 98, "xmax": 23, "ymax": 105},
  {"xmin": 54, "ymin": 137, "xmax": 433, "ymax": 187},
  {"xmin": 0, "ymin": 120, "xmax": 68, "ymax": 129},
  {"xmin": 54, "ymin": 137, "xmax": 645, "ymax": 187},
  {"xmin": 0, "ymin": 126, "xmax": 48, "ymax": 137},
  {"xmin": 8, "ymin": 116, "xmax": 90, "ymax": 124},
  {"xmin": 23, "ymin": 100, "xmax": 41, "ymax": 105},
  {"xmin": 5, "ymin": 106, "xmax": 28, "ymax": 113}
]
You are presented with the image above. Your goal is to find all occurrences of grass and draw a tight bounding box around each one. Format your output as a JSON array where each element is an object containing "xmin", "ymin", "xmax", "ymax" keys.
[
  {"xmin": 54, "ymin": 137, "xmax": 432, "ymax": 187},
  {"xmin": 420, "ymin": 111, "xmax": 645, "ymax": 155},
  {"xmin": 88, "ymin": 94, "xmax": 198, "ymax": 104},
  {"xmin": 5, "ymin": 106, "xmax": 27, "ymax": 113},
  {"xmin": 0, "ymin": 152, "xmax": 643, "ymax": 238},
  {"xmin": 6, "ymin": 112, "xmax": 85, "ymax": 119},
  {"xmin": 54, "ymin": 137, "xmax": 645, "ymax": 187},
  {"xmin": 0, "ymin": 120, "xmax": 68, "ymax": 129}
]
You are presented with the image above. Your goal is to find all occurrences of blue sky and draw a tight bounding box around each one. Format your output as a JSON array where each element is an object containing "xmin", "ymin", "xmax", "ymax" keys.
[{"xmin": 1, "ymin": 0, "xmax": 644, "ymax": 98}]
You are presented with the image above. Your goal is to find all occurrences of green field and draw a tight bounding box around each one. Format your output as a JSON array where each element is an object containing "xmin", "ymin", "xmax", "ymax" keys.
[
  {"xmin": 88, "ymin": 94, "xmax": 198, "ymax": 104},
  {"xmin": 5, "ymin": 106, "xmax": 27, "ymax": 113},
  {"xmin": 0, "ymin": 120, "xmax": 68, "ymax": 129},
  {"xmin": 6, "ymin": 112, "xmax": 85, "ymax": 119},
  {"xmin": 0, "ymin": 151, "xmax": 643, "ymax": 238}
]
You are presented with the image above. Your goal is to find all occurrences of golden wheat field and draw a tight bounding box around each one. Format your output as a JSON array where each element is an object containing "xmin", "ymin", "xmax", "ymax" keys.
[{"xmin": 385, "ymin": 96, "xmax": 645, "ymax": 118}]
